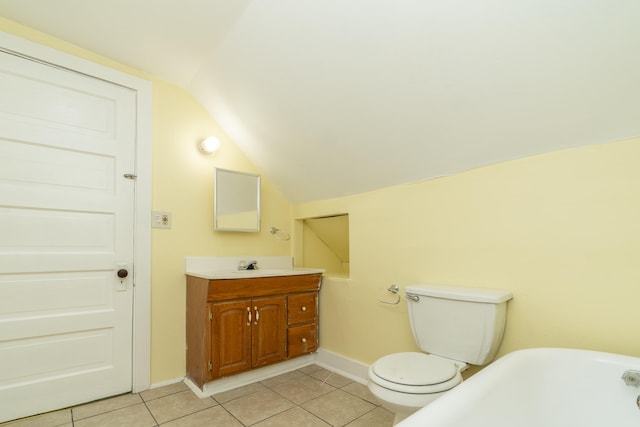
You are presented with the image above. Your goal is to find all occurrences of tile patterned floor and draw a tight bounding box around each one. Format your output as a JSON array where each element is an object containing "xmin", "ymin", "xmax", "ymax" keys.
[{"xmin": 2, "ymin": 365, "xmax": 394, "ymax": 427}]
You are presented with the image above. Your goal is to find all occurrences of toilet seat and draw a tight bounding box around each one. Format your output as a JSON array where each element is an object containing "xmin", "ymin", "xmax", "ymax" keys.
[{"xmin": 369, "ymin": 352, "xmax": 462, "ymax": 394}]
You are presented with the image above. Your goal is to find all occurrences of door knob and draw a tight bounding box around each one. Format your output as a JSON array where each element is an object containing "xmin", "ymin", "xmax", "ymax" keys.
[{"xmin": 117, "ymin": 269, "xmax": 128, "ymax": 279}]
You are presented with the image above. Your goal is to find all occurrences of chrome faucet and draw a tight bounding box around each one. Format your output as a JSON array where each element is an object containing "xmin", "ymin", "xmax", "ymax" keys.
[
  {"xmin": 238, "ymin": 260, "xmax": 258, "ymax": 270},
  {"xmin": 621, "ymin": 370, "xmax": 640, "ymax": 387}
]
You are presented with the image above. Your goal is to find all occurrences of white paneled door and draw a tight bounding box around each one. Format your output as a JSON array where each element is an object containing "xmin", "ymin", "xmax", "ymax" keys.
[{"xmin": 0, "ymin": 49, "xmax": 137, "ymax": 422}]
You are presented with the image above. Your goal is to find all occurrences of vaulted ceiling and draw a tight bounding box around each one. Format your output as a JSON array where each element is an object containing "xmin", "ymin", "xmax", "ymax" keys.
[{"xmin": 1, "ymin": 1, "xmax": 639, "ymax": 203}]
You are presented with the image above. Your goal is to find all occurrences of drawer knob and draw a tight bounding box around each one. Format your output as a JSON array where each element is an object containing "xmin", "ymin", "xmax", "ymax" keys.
[
  {"xmin": 301, "ymin": 306, "xmax": 307, "ymax": 312},
  {"xmin": 301, "ymin": 338, "xmax": 307, "ymax": 343}
]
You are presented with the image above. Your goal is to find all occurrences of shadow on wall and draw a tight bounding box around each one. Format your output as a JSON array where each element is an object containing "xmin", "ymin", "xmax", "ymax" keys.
[{"xmin": 301, "ymin": 214, "xmax": 349, "ymax": 276}]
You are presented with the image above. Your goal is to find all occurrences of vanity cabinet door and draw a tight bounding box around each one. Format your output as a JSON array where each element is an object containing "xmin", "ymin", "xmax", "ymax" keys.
[
  {"xmin": 210, "ymin": 296, "xmax": 286, "ymax": 379},
  {"xmin": 210, "ymin": 300, "xmax": 252, "ymax": 379},
  {"xmin": 251, "ymin": 296, "xmax": 287, "ymax": 368}
]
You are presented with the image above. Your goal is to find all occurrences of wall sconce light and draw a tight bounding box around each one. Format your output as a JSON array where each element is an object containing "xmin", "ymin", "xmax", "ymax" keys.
[{"xmin": 198, "ymin": 136, "xmax": 220, "ymax": 155}]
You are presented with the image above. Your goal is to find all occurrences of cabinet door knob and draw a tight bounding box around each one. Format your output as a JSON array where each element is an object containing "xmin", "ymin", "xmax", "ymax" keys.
[
  {"xmin": 301, "ymin": 337, "xmax": 307, "ymax": 343},
  {"xmin": 301, "ymin": 306, "xmax": 307, "ymax": 312}
]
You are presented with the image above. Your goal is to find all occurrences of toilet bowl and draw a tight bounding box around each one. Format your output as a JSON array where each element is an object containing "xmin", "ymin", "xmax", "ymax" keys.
[
  {"xmin": 367, "ymin": 352, "xmax": 466, "ymax": 424},
  {"xmin": 366, "ymin": 284, "xmax": 513, "ymax": 424}
]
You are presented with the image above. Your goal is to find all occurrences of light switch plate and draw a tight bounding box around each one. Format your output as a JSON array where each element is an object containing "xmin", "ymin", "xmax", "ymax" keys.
[{"xmin": 152, "ymin": 210, "xmax": 172, "ymax": 229}]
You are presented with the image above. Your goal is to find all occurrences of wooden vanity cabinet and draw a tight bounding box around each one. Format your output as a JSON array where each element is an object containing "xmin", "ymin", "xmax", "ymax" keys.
[
  {"xmin": 186, "ymin": 273, "xmax": 321, "ymax": 389},
  {"xmin": 210, "ymin": 296, "xmax": 286, "ymax": 379}
]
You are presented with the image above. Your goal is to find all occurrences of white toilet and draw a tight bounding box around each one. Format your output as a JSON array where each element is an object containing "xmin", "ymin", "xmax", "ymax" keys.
[{"xmin": 367, "ymin": 284, "xmax": 513, "ymax": 424}]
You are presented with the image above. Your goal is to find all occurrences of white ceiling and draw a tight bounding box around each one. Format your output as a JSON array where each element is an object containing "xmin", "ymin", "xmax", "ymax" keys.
[{"xmin": 2, "ymin": 1, "xmax": 639, "ymax": 203}]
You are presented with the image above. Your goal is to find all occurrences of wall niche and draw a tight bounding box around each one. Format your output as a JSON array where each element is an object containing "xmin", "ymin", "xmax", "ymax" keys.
[{"xmin": 297, "ymin": 214, "xmax": 349, "ymax": 277}]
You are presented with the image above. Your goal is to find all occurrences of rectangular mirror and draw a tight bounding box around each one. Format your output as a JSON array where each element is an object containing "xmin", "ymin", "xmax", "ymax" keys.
[{"xmin": 214, "ymin": 168, "xmax": 261, "ymax": 232}]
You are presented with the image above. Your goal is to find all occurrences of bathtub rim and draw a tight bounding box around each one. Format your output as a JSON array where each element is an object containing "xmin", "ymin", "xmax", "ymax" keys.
[{"xmin": 396, "ymin": 347, "xmax": 640, "ymax": 426}]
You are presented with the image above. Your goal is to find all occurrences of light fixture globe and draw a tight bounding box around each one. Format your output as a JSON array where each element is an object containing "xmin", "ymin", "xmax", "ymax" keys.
[{"xmin": 198, "ymin": 136, "xmax": 220, "ymax": 154}]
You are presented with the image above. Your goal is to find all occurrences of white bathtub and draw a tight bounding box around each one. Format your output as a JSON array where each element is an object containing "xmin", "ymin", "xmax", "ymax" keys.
[{"xmin": 398, "ymin": 348, "xmax": 640, "ymax": 427}]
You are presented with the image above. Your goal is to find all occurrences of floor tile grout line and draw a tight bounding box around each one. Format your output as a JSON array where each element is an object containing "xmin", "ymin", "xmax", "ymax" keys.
[
  {"xmin": 220, "ymin": 403, "xmax": 247, "ymax": 427},
  {"xmin": 6, "ymin": 365, "xmax": 386, "ymax": 426},
  {"xmin": 337, "ymin": 383, "xmax": 381, "ymax": 406},
  {"xmin": 344, "ymin": 404, "xmax": 382, "ymax": 426},
  {"xmin": 70, "ymin": 399, "xmax": 144, "ymax": 424},
  {"xmin": 215, "ymin": 386, "xmax": 270, "ymax": 406},
  {"xmin": 142, "ymin": 388, "xmax": 217, "ymax": 425},
  {"xmin": 262, "ymin": 368, "xmax": 373, "ymax": 426},
  {"xmin": 140, "ymin": 386, "xmax": 192, "ymax": 403},
  {"xmin": 262, "ymin": 367, "xmax": 380, "ymax": 414},
  {"xmin": 242, "ymin": 404, "xmax": 293, "ymax": 427},
  {"xmin": 245, "ymin": 404, "xmax": 330, "ymax": 427},
  {"xmin": 141, "ymin": 397, "xmax": 160, "ymax": 427},
  {"xmin": 295, "ymin": 404, "xmax": 333, "ymax": 427},
  {"xmin": 213, "ymin": 368, "xmax": 345, "ymax": 426},
  {"xmin": 259, "ymin": 370, "xmax": 339, "ymax": 407},
  {"xmin": 147, "ymin": 403, "xmax": 225, "ymax": 427},
  {"xmin": 217, "ymin": 382, "xmax": 302, "ymax": 423}
]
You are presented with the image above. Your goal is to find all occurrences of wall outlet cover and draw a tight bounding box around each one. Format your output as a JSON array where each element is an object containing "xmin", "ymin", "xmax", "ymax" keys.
[{"xmin": 152, "ymin": 210, "xmax": 172, "ymax": 229}]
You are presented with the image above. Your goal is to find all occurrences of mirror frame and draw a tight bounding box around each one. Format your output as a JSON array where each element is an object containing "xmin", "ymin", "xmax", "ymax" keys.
[{"xmin": 214, "ymin": 168, "xmax": 261, "ymax": 232}]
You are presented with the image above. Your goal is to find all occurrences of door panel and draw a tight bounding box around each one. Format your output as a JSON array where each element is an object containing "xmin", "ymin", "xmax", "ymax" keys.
[
  {"xmin": 0, "ymin": 329, "xmax": 114, "ymax": 382},
  {"xmin": 211, "ymin": 300, "xmax": 252, "ymax": 378},
  {"xmin": 252, "ymin": 296, "xmax": 286, "ymax": 368},
  {"xmin": 0, "ymin": 49, "xmax": 136, "ymax": 422},
  {"xmin": 0, "ymin": 272, "xmax": 111, "ymax": 316},
  {"xmin": 0, "ymin": 139, "xmax": 116, "ymax": 210}
]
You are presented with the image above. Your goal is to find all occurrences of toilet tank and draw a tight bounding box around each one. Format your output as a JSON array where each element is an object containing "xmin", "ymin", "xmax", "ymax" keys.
[{"xmin": 405, "ymin": 284, "xmax": 513, "ymax": 366}]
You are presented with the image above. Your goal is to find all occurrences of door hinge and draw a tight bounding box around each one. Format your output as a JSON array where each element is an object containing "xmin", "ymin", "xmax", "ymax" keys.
[
  {"xmin": 123, "ymin": 173, "xmax": 137, "ymax": 180},
  {"xmin": 208, "ymin": 361, "xmax": 212, "ymax": 371},
  {"xmin": 209, "ymin": 311, "xmax": 213, "ymax": 321}
]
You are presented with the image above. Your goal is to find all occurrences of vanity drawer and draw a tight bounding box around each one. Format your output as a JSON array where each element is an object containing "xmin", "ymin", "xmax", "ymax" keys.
[
  {"xmin": 207, "ymin": 274, "xmax": 322, "ymax": 301},
  {"xmin": 288, "ymin": 292, "xmax": 317, "ymax": 325},
  {"xmin": 288, "ymin": 324, "xmax": 317, "ymax": 358}
]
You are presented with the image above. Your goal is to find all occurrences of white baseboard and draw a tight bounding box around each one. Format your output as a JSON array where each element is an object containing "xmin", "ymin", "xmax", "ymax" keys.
[
  {"xmin": 178, "ymin": 349, "xmax": 371, "ymax": 397},
  {"xmin": 314, "ymin": 348, "xmax": 370, "ymax": 385},
  {"xmin": 185, "ymin": 354, "xmax": 315, "ymax": 398}
]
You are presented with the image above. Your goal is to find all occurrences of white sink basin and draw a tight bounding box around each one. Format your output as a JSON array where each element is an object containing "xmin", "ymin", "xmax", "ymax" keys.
[
  {"xmin": 186, "ymin": 268, "xmax": 324, "ymax": 280},
  {"xmin": 229, "ymin": 269, "xmax": 295, "ymax": 276},
  {"xmin": 231, "ymin": 269, "xmax": 271, "ymax": 275}
]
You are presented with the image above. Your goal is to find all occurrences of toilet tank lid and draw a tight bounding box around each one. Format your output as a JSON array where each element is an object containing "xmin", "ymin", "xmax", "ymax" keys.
[{"xmin": 405, "ymin": 284, "xmax": 513, "ymax": 303}]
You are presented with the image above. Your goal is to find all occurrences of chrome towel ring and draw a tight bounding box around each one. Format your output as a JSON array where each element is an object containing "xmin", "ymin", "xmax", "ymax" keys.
[
  {"xmin": 378, "ymin": 284, "xmax": 401, "ymax": 305},
  {"xmin": 269, "ymin": 226, "xmax": 290, "ymax": 240}
]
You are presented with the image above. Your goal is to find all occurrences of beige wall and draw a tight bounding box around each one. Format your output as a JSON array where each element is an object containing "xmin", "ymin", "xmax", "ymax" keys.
[
  {"xmin": 296, "ymin": 138, "xmax": 640, "ymax": 364},
  {"xmin": 4, "ymin": 16, "xmax": 640, "ymax": 386},
  {"xmin": 149, "ymin": 83, "xmax": 292, "ymax": 382},
  {"xmin": 0, "ymin": 18, "xmax": 293, "ymax": 384}
]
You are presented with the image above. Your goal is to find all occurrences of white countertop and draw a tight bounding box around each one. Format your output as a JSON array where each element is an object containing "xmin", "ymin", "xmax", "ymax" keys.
[
  {"xmin": 184, "ymin": 256, "xmax": 323, "ymax": 280},
  {"xmin": 186, "ymin": 267, "xmax": 324, "ymax": 280}
]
